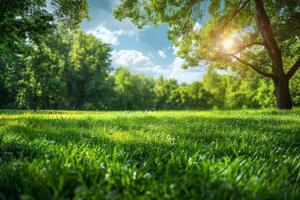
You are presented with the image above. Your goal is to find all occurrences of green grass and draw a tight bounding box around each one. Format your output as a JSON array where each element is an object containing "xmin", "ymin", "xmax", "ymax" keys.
[{"xmin": 1, "ymin": 110, "xmax": 300, "ymax": 199}]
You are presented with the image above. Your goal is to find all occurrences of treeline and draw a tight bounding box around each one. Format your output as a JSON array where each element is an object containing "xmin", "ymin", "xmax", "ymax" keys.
[
  {"xmin": 1, "ymin": 29, "xmax": 300, "ymax": 110},
  {"xmin": 112, "ymin": 67, "xmax": 300, "ymax": 110}
]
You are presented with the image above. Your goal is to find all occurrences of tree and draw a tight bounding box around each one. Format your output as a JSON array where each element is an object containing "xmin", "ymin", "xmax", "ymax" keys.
[
  {"xmin": 0, "ymin": 0, "xmax": 88, "ymax": 58},
  {"xmin": 201, "ymin": 67, "xmax": 227, "ymax": 109},
  {"xmin": 113, "ymin": 68, "xmax": 156, "ymax": 110},
  {"xmin": 14, "ymin": 35, "xmax": 68, "ymax": 109},
  {"xmin": 0, "ymin": 53, "xmax": 25, "ymax": 108},
  {"xmin": 154, "ymin": 76, "xmax": 179, "ymax": 109},
  {"xmin": 0, "ymin": 27, "xmax": 113, "ymax": 110},
  {"xmin": 0, "ymin": 0, "xmax": 89, "ymax": 109},
  {"xmin": 175, "ymin": 82, "xmax": 213, "ymax": 109},
  {"xmin": 67, "ymin": 31, "xmax": 112, "ymax": 109},
  {"xmin": 114, "ymin": 0, "xmax": 300, "ymax": 109}
]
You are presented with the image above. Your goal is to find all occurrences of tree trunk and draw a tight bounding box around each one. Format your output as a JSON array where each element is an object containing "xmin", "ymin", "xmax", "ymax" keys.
[
  {"xmin": 254, "ymin": 0, "xmax": 294, "ymax": 109},
  {"xmin": 273, "ymin": 78, "xmax": 292, "ymax": 109}
]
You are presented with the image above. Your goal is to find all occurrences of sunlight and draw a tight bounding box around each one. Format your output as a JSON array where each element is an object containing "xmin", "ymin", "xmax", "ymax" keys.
[{"xmin": 223, "ymin": 38, "xmax": 234, "ymax": 50}]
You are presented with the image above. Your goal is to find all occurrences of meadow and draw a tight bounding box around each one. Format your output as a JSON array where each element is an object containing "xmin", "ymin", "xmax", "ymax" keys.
[{"xmin": 1, "ymin": 110, "xmax": 300, "ymax": 199}]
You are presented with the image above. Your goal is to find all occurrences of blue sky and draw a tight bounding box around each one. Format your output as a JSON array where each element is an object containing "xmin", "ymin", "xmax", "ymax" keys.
[{"xmin": 81, "ymin": 0, "xmax": 206, "ymax": 83}]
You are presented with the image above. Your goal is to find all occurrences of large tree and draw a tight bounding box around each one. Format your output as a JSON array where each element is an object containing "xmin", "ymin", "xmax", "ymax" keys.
[
  {"xmin": 114, "ymin": 0, "xmax": 300, "ymax": 109},
  {"xmin": 67, "ymin": 31, "xmax": 112, "ymax": 109}
]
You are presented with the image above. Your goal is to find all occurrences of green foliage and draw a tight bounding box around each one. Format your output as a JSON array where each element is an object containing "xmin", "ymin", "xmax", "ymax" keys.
[
  {"xmin": 0, "ymin": 0, "xmax": 88, "ymax": 56},
  {"xmin": 113, "ymin": 68, "xmax": 156, "ymax": 110},
  {"xmin": 291, "ymin": 72, "xmax": 300, "ymax": 106},
  {"xmin": 67, "ymin": 31, "xmax": 112, "ymax": 109},
  {"xmin": 115, "ymin": 0, "xmax": 300, "ymax": 69},
  {"xmin": 202, "ymin": 68, "xmax": 227, "ymax": 108},
  {"xmin": 1, "ymin": 110, "xmax": 300, "ymax": 199},
  {"xmin": 254, "ymin": 79, "xmax": 276, "ymax": 108},
  {"xmin": 15, "ymin": 42, "xmax": 68, "ymax": 109},
  {"xmin": 0, "ymin": 28, "xmax": 112, "ymax": 110},
  {"xmin": 114, "ymin": 0, "xmax": 300, "ymax": 108},
  {"xmin": 154, "ymin": 76, "xmax": 213, "ymax": 110},
  {"xmin": 154, "ymin": 76, "xmax": 179, "ymax": 109}
]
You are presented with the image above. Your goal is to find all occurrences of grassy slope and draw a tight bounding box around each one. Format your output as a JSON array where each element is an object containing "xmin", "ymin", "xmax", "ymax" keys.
[{"xmin": 0, "ymin": 110, "xmax": 300, "ymax": 199}]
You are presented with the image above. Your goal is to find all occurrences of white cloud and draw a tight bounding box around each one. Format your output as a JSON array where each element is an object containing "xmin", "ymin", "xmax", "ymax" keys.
[
  {"xmin": 87, "ymin": 23, "xmax": 139, "ymax": 46},
  {"xmin": 94, "ymin": 5, "xmax": 139, "ymax": 37},
  {"xmin": 88, "ymin": 25, "xmax": 121, "ymax": 45},
  {"xmin": 112, "ymin": 49, "xmax": 166, "ymax": 77},
  {"xmin": 163, "ymin": 57, "xmax": 205, "ymax": 83},
  {"xmin": 158, "ymin": 50, "xmax": 166, "ymax": 59},
  {"xmin": 112, "ymin": 50, "xmax": 151, "ymax": 67},
  {"xmin": 111, "ymin": 49, "xmax": 205, "ymax": 83},
  {"xmin": 115, "ymin": 19, "xmax": 139, "ymax": 37}
]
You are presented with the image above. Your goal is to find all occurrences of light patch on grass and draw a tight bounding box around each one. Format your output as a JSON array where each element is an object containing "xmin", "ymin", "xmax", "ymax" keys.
[{"xmin": 107, "ymin": 131, "xmax": 134, "ymax": 142}]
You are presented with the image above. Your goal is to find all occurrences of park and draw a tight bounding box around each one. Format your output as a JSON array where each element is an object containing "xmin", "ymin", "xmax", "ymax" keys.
[{"xmin": 1, "ymin": 0, "xmax": 300, "ymax": 199}]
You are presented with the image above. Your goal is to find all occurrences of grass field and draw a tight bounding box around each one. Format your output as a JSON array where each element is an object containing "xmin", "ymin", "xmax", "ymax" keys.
[{"xmin": 1, "ymin": 110, "xmax": 300, "ymax": 199}]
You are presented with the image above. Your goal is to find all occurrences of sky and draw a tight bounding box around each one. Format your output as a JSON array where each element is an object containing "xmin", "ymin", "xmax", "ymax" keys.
[{"xmin": 81, "ymin": 0, "xmax": 206, "ymax": 83}]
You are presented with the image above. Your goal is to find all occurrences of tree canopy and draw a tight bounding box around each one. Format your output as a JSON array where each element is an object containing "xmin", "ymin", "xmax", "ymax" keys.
[
  {"xmin": 0, "ymin": 0, "xmax": 88, "ymax": 58},
  {"xmin": 114, "ymin": 0, "xmax": 300, "ymax": 109}
]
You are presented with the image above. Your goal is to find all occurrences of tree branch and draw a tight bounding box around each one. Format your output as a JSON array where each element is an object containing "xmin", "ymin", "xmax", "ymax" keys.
[
  {"xmin": 212, "ymin": 42, "xmax": 264, "ymax": 60},
  {"xmin": 232, "ymin": 55, "xmax": 274, "ymax": 78},
  {"xmin": 219, "ymin": 0, "xmax": 251, "ymax": 31},
  {"xmin": 287, "ymin": 58, "xmax": 300, "ymax": 79},
  {"xmin": 228, "ymin": 42, "xmax": 264, "ymax": 55},
  {"xmin": 254, "ymin": 0, "xmax": 281, "ymax": 56},
  {"xmin": 254, "ymin": 0, "xmax": 285, "ymax": 75}
]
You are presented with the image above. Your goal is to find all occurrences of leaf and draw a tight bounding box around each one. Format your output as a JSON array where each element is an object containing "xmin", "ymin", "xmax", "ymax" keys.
[{"xmin": 209, "ymin": 0, "xmax": 221, "ymax": 15}]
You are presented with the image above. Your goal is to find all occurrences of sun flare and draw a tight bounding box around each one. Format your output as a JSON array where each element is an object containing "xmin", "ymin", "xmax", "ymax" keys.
[{"xmin": 223, "ymin": 38, "xmax": 234, "ymax": 50}]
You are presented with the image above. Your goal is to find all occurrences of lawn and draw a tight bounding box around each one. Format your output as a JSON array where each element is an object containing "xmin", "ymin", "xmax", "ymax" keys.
[{"xmin": 0, "ymin": 110, "xmax": 300, "ymax": 199}]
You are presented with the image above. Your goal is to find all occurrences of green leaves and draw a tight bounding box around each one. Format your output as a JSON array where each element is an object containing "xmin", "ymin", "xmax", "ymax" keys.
[
  {"xmin": 114, "ymin": 0, "xmax": 300, "ymax": 108},
  {"xmin": 209, "ymin": 0, "xmax": 221, "ymax": 15},
  {"xmin": 1, "ymin": 28, "xmax": 112, "ymax": 110},
  {"xmin": 0, "ymin": 0, "xmax": 89, "ymax": 60},
  {"xmin": 51, "ymin": 0, "xmax": 89, "ymax": 27}
]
